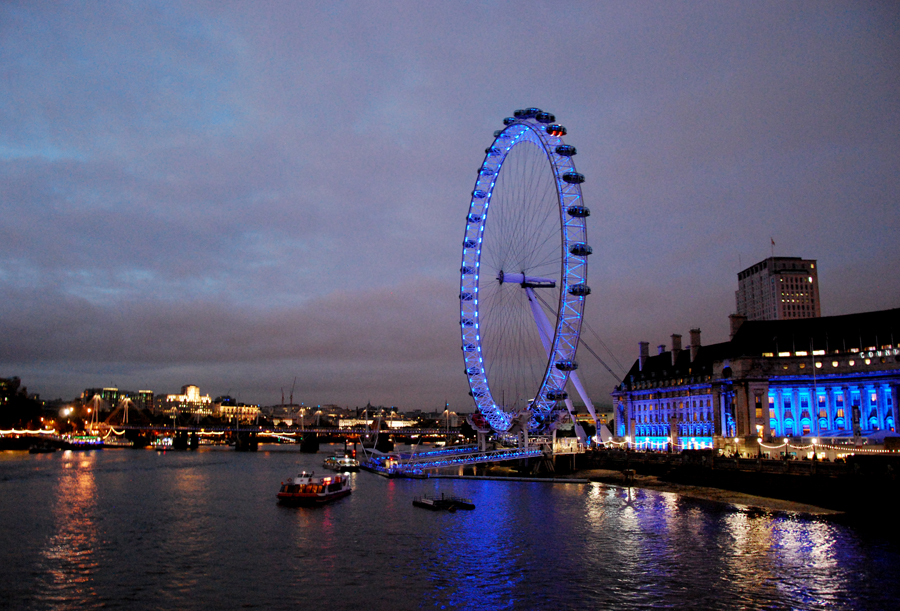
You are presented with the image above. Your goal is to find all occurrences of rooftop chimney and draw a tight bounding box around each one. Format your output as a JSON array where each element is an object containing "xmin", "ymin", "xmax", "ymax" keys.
[
  {"xmin": 658, "ymin": 344, "xmax": 666, "ymax": 355},
  {"xmin": 689, "ymin": 328, "xmax": 701, "ymax": 362},
  {"xmin": 638, "ymin": 341, "xmax": 649, "ymax": 371},
  {"xmin": 671, "ymin": 334, "xmax": 682, "ymax": 366},
  {"xmin": 729, "ymin": 313, "xmax": 747, "ymax": 339}
]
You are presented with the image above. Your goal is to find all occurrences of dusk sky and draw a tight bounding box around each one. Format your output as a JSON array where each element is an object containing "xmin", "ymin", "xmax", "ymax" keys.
[{"xmin": 2, "ymin": 1, "xmax": 898, "ymax": 410}]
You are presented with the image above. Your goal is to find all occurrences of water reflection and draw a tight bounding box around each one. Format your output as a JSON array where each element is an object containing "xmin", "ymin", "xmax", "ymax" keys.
[
  {"xmin": 39, "ymin": 450, "xmax": 100, "ymax": 607},
  {"xmin": 2, "ymin": 448, "xmax": 899, "ymax": 610}
]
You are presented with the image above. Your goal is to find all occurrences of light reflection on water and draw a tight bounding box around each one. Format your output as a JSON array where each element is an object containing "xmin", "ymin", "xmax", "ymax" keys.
[
  {"xmin": 0, "ymin": 445, "xmax": 898, "ymax": 610},
  {"xmin": 40, "ymin": 450, "xmax": 101, "ymax": 608}
]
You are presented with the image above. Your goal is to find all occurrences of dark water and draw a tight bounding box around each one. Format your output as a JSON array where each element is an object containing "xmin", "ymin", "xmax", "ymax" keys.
[{"xmin": 1, "ymin": 445, "xmax": 898, "ymax": 610}]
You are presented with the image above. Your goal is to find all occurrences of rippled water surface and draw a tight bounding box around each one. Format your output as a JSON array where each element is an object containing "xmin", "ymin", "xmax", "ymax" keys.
[{"xmin": 1, "ymin": 446, "xmax": 898, "ymax": 610}]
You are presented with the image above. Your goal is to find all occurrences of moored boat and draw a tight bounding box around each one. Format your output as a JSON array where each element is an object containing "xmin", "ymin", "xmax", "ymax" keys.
[
  {"xmin": 277, "ymin": 471, "xmax": 352, "ymax": 506},
  {"xmin": 412, "ymin": 493, "xmax": 475, "ymax": 512},
  {"xmin": 323, "ymin": 453, "xmax": 360, "ymax": 472}
]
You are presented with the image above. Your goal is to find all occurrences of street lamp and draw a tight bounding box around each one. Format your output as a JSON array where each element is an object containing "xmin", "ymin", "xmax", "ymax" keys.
[{"xmin": 783, "ymin": 437, "xmax": 789, "ymax": 460}]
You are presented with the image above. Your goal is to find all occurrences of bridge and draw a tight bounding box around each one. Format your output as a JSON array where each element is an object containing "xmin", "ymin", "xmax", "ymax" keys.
[
  {"xmin": 359, "ymin": 437, "xmax": 586, "ymax": 477},
  {"xmin": 3, "ymin": 424, "xmax": 587, "ymax": 473},
  {"xmin": 98, "ymin": 424, "xmax": 459, "ymax": 436}
]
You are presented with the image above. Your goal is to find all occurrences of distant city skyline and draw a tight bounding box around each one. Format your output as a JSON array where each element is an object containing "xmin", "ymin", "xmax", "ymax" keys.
[{"xmin": 2, "ymin": 2, "xmax": 898, "ymax": 409}]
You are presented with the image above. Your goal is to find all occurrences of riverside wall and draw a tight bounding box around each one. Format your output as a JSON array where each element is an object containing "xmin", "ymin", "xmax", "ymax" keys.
[{"xmin": 579, "ymin": 449, "xmax": 900, "ymax": 515}]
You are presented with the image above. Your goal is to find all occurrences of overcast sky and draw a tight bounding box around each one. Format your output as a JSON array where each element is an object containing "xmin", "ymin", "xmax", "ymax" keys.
[{"xmin": 2, "ymin": 1, "xmax": 898, "ymax": 409}]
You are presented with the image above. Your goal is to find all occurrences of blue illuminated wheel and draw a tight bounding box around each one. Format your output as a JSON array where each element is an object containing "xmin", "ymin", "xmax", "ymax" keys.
[{"xmin": 460, "ymin": 108, "xmax": 591, "ymax": 434}]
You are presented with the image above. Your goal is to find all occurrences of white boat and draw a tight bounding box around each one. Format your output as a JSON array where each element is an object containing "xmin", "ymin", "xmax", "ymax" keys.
[{"xmin": 323, "ymin": 453, "xmax": 360, "ymax": 472}]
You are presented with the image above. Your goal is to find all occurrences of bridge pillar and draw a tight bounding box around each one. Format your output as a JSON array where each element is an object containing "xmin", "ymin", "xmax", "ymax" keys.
[
  {"xmin": 477, "ymin": 431, "xmax": 488, "ymax": 452},
  {"xmin": 234, "ymin": 432, "xmax": 259, "ymax": 451},
  {"xmin": 300, "ymin": 432, "xmax": 320, "ymax": 453}
]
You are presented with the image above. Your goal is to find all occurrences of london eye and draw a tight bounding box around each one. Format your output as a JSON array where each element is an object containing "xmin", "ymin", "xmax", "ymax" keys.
[{"xmin": 460, "ymin": 108, "xmax": 594, "ymax": 435}]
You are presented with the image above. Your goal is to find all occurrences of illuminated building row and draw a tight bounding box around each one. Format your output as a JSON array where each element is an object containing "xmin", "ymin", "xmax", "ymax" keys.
[{"xmin": 612, "ymin": 307, "xmax": 900, "ymax": 447}]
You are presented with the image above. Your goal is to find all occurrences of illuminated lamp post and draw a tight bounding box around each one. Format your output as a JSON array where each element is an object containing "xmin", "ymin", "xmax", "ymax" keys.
[
  {"xmin": 811, "ymin": 437, "xmax": 817, "ymax": 461},
  {"xmin": 734, "ymin": 436, "xmax": 740, "ymax": 457},
  {"xmin": 783, "ymin": 437, "xmax": 789, "ymax": 460}
]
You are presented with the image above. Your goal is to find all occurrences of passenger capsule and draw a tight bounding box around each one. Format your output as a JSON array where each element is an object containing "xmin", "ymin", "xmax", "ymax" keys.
[
  {"xmin": 463, "ymin": 239, "xmax": 478, "ymax": 248},
  {"xmin": 466, "ymin": 367, "xmax": 480, "ymax": 376},
  {"xmin": 567, "ymin": 205, "xmax": 590, "ymax": 218},
  {"xmin": 568, "ymin": 283, "xmax": 591, "ymax": 297},
  {"xmin": 484, "ymin": 146, "xmax": 501, "ymax": 156},
  {"xmin": 562, "ymin": 172, "xmax": 585, "ymax": 184},
  {"xmin": 493, "ymin": 129, "xmax": 503, "ymax": 138},
  {"xmin": 535, "ymin": 112, "xmax": 556, "ymax": 124},
  {"xmin": 460, "ymin": 292, "xmax": 474, "ymax": 301},
  {"xmin": 569, "ymin": 243, "xmax": 593, "ymax": 256},
  {"xmin": 503, "ymin": 117, "xmax": 516, "ymax": 126},
  {"xmin": 546, "ymin": 390, "xmax": 569, "ymax": 401},
  {"xmin": 460, "ymin": 266, "xmax": 475, "ymax": 275},
  {"xmin": 514, "ymin": 107, "xmax": 541, "ymax": 119},
  {"xmin": 461, "ymin": 318, "xmax": 475, "ymax": 327},
  {"xmin": 467, "ymin": 213, "xmax": 482, "ymax": 223},
  {"xmin": 479, "ymin": 167, "xmax": 495, "ymax": 176},
  {"xmin": 546, "ymin": 124, "xmax": 567, "ymax": 136},
  {"xmin": 462, "ymin": 343, "xmax": 477, "ymax": 352},
  {"xmin": 555, "ymin": 144, "xmax": 577, "ymax": 156},
  {"xmin": 472, "ymin": 189, "xmax": 487, "ymax": 199},
  {"xmin": 555, "ymin": 360, "xmax": 579, "ymax": 372}
]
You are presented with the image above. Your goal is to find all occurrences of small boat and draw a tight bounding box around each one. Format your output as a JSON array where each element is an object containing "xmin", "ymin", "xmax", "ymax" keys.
[
  {"xmin": 28, "ymin": 444, "xmax": 58, "ymax": 454},
  {"xmin": 412, "ymin": 493, "xmax": 475, "ymax": 512},
  {"xmin": 323, "ymin": 453, "xmax": 360, "ymax": 472},
  {"xmin": 277, "ymin": 471, "xmax": 352, "ymax": 506},
  {"xmin": 152, "ymin": 437, "xmax": 175, "ymax": 451}
]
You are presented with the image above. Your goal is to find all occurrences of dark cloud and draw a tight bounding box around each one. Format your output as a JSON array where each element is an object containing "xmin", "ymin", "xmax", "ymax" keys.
[{"xmin": 1, "ymin": 1, "xmax": 897, "ymax": 406}]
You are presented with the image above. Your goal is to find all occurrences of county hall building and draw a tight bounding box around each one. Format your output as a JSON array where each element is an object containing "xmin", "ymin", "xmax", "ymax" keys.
[{"xmin": 611, "ymin": 257, "xmax": 899, "ymax": 450}]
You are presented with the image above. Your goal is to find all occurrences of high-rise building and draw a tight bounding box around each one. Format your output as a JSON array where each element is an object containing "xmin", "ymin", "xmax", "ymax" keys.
[{"xmin": 735, "ymin": 256, "xmax": 820, "ymax": 321}]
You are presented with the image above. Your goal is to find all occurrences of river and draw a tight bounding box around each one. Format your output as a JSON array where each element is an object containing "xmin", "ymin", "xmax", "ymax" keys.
[{"xmin": 1, "ymin": 445, "xmax": 898, "ymax": 610}]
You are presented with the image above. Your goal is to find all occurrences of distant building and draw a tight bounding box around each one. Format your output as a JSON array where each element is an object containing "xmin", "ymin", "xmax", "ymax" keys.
[
  {"xmin": 156, "ymin": 384, "xmax": 213, "ymax": 417},
  {"xmin": 81, "ymin": 387, "xmax": 153, "ymax": 411},
  {"xmin": 1, "ymin": 377, "xmax": 25, "ymax": 407},
  {"xmin": 134, "ymin": 390, "xmax": 154, "ymax": 412},
  {"xmin": 82, "ymin": 387, "xmax": 122, "ymax": 406},
  {"xmin": 736, "ymin": 256, "xmax": 820, "ymax": 321},
  {"xmin": 612, "ymin": 309, "xmax": 900, "ymax": 450},
  {"xmin": 214, "ymin": 396, "xmax": 260, "ymax": 422}
]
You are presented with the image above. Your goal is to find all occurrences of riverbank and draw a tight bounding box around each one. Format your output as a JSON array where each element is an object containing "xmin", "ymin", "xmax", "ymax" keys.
[
  {"xmin": 576, "ymin": 467, "xmax": 842, "ymax": 516},
  {"xmin": 438, "ymin": 463, "xmax": 840, "ymax": 515}
]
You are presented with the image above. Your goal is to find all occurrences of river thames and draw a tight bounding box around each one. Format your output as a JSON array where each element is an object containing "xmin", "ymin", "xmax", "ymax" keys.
[{"xmin": 1, "ymin": 445, "xmax": 898, "ymax": 610}]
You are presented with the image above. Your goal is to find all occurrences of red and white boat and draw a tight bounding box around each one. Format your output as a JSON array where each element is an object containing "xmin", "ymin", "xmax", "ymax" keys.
[{"xmin": 276, "ymin": 471, "xmax": 352, "ymax": 505}]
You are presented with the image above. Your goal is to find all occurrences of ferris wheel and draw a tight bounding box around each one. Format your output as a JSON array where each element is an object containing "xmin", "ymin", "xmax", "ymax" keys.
[{"xmin": 460, "ymin": 108, "xmax": 600, "ymax": 436}]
